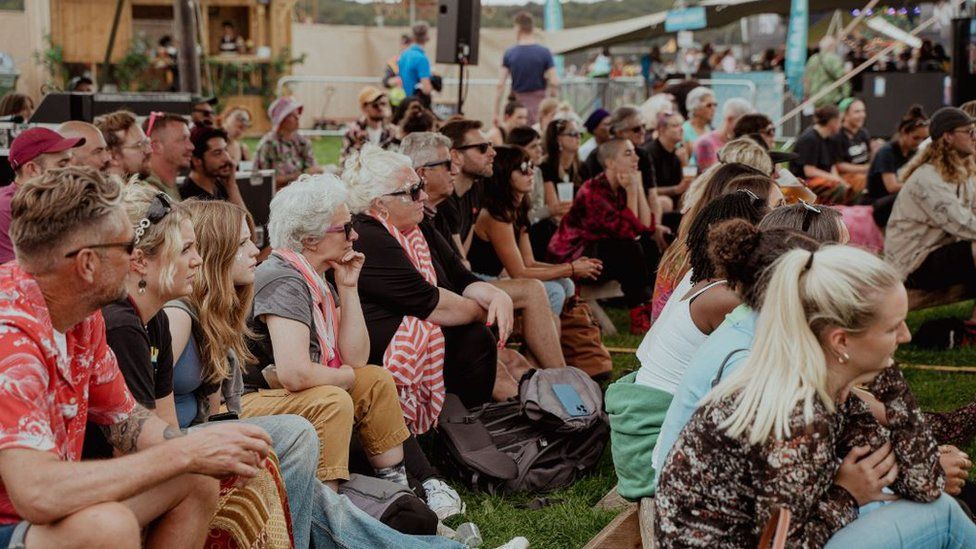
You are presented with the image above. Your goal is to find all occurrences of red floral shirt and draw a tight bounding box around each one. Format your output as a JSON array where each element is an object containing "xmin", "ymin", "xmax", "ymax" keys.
[
  {"xmin": 547, "ymin": 173, "xmax": 654, "ymax": 263},
  {"xmin": 0, "ymin": 264, "xmax": 135, "ymax": 524}
]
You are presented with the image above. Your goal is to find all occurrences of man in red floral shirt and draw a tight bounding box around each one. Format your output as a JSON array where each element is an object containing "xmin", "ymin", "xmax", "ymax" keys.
[{"xmin": 0, "ymin": 167, "xmax": 273, "ymax": 548}]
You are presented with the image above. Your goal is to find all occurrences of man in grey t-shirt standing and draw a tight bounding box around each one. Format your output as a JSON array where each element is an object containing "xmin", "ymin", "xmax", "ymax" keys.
[{"xmin": 494, "ymin": 11, "xmax": 558, "ymax": 126}]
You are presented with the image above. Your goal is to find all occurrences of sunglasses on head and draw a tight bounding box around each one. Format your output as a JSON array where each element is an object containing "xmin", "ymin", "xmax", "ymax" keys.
[
  {"xmin": 145, "ymin": 111, "xmax": 165, "ymax": 137},
  {"xmin": 134, "ymin": 193, "xmax": 173, "ymax": 245},
  {"xmin": 388, "ymin": 180, "xmax": 426, "ymax": 202},
  {"xmin": 799, "ymin": 200, "xmax": 822, "ymax": 232},
  {"xmin": 324, "ymin": 221, "xmax": 353, "ymax": 241},
  {"xmin": 455, "ymin": 142, "xmax": 493, "ymax": 154}
]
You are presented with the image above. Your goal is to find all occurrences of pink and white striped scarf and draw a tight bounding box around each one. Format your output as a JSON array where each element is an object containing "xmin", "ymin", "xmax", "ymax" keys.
[
  {"xmin": 273, "ymin": 249, "xmax": 343, "ymax": 368},
  {"xmin": 370, "ymin": 211, "xmax": 446, "ymax": 434}
]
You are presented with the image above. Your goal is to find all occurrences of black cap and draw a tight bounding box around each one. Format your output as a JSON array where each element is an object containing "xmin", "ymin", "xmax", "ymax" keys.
[
  {"xmin": 191, "ymin": 95, "xmax": 218, "ymax": 106},
  {"xmin": 929, "ymin": 107, "xmax": 975, "ymax": 141}
]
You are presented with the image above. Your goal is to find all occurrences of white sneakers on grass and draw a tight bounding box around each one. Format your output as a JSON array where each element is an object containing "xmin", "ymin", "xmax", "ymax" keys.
[{"xmin": 423, "ymin": 477, "xmax": 466, "ymax": 520}]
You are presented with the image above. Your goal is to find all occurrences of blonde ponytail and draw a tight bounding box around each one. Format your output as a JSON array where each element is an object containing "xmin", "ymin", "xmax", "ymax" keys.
[{"xmin": 704, "ymin": 245, "xmax": 901, "ymax": 444}]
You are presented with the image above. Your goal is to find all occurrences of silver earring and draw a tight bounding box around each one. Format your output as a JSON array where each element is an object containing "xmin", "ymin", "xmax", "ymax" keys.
[{"xmin": 838, "ymin": 352, "xmax": 850, "ymax": 364}]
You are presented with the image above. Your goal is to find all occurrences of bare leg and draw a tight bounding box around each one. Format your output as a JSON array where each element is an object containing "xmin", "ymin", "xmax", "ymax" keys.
[
  {"xmin": 367, "ymin": 445, "xmax": 404, "ymax": 469},
  {"xmin": 491, "ymin": 279, "xmax": 566, "ymax": 368},
  {"xmin": 122, "ymin": 473, "xmax": 219, "ymax": 549},
  {"xmin": 24, "ymin": 502, "xmax": 140, "ymax": 549}
]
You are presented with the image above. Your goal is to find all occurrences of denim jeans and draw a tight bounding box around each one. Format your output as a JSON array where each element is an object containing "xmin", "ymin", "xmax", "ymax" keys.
[
  {"xmin": 825, "ymin": 493, "xmax": 976, "ymax": 548},
  {"xmin": 543, "ymin": 278, "xmax": 575, "ymax": 315},
  {"xmin": 238, "ymin": 415, "xmax": 463, "ymax": 549}
]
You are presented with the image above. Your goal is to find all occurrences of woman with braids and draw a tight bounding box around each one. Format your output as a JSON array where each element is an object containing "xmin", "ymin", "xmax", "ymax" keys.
[
  {"xmin": 655, "ymin": 244, "xmax": 976, "ymax": 547},
  {"xmin": 862, "ymin": 105, "xmax": 929, "ymax": 227},
  {"xmin": 605, "ymin": 190, "xmax": 768, "ymax": 500}
]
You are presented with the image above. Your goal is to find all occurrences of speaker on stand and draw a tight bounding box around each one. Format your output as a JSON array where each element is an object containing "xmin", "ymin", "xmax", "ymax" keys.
[{"xmin": 436, "ymin": 0, "xmax": 481, "ymax": 115}]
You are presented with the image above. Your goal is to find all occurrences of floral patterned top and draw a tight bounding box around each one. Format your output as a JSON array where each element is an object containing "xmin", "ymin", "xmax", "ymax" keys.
[
  {"xmin": 655, "ymin": 365, "xmax": 943, "ymax": 548},
  {"xmin": 254, "ymin": 131, "xmax": 318, "ymax": 179},
  {"xmin": 341, "ymin": 117, "xmax": 396, "ymax": 164},
  {"xmin": 547, "ymin": 173, "xmax": 654, "ymax": 263},
  {"xmin": 0, "ymin": 264, "xmax": 136, "ymax": 524}
]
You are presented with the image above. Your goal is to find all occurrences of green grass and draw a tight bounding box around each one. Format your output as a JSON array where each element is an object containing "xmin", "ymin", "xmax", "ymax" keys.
[{"xmin": 252, "ymin": 135, "xmax": 976, "ymax": 548}]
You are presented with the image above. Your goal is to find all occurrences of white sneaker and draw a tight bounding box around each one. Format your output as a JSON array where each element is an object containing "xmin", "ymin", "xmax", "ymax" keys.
[
  {"xmin": 423, "ymin": 478, "xmax": 466, "ymax": 520},
  {"xmin": 493, "ymin": 537, "xmax": 529, "ymax": 549}
]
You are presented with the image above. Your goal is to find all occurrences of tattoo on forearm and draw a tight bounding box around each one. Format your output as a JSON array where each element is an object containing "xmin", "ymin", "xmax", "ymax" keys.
[{"xmin": 100, "ymin": 404, "xmax": 152, "ymax": 454}]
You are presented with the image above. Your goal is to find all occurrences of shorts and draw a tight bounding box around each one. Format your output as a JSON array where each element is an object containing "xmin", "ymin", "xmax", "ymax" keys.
[
  {"xmin": 0, "ymin": 521, "xmax": 29, "ymax": 549},
  {"xmin": 906, "ymin": 241, "xmax": 976, "ymax": 292}
]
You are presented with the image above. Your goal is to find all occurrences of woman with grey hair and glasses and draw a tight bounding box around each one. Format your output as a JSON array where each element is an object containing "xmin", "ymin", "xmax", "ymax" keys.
[
  {"xmin": 347, "ymin": 144, "xmax": 515, "ymax": 417},
  {"xmin": 682, "ymin": 86, "xmax": 716, "ymax": 165}
]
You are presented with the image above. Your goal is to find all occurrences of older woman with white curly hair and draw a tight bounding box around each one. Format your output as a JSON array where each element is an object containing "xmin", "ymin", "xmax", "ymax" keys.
[
  {"xmin": 682, "ymin": 86, "xmax": 716, "ymax": 164},
  {"xmin": 240, "ymin": 173, "xmax": 415, "ymax": 499},
  {"xmin": 347, "ymin": 144, "xmax": 515, "ymax": 423}
]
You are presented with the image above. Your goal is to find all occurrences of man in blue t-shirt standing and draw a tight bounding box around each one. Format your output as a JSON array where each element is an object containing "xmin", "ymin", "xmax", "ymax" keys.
[
  {"xmin": 495, "ymin": 11, "xmax": 558, "ymax": 126},
  {"xmin": 398, "ymin": 22, "xmax": 434, "ymax": 108}
]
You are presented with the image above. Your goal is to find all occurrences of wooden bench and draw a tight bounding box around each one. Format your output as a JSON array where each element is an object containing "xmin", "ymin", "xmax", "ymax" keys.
[
  {"xmin": 579, "ymin": 281, "xmax": 625, "ymax": 337},
  {"xmin": 583, "ymin": 488, "xmax": 655, "ymax": 549},
  {"xmin": 907, "ymin": 284, "xmax": 973, "ymax": 311}
]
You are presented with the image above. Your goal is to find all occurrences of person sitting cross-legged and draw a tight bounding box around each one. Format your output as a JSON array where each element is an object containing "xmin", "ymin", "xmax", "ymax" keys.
[{"xmin": 0, "ymin": 166, "xmax": 272, "ymax": 548}]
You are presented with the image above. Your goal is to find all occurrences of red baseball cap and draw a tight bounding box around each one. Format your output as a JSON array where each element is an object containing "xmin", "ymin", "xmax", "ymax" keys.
[{"xmin": 9, "ymin": 127, "xmax": 85, "ymax": 170}]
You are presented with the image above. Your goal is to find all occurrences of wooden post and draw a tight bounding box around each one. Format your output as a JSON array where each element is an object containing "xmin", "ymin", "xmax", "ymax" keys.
[
  {"xmin": 175, "ymin": 0, "xmax": 201, "ymax": 94},
  {"xmin": 100, "ymin": 0, "xmax": 126, "ymax": 91}
]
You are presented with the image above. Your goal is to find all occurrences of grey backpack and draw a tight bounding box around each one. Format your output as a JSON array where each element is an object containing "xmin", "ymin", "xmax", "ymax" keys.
[{"xmin": 435, "ymin": 367, "xmax": 609, "ymax": 494}]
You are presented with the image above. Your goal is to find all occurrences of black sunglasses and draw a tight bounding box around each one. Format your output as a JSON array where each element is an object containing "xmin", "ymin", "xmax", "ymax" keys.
[
  {"xmin": 64, "ymin": 236, "xmax": 137, "ymax": 258},
  {"xmin": 388, "ymin": 180, "xmax": 426, "ymax": 202},
  {"xmin": 324, "ymin": 222, "xmax": 354, "ymax": 241},
  {"xmin": 421, "ymin": 158, "xmax": 452, "ymax": 170},
  {"xmin": 799, "ymin": 200, "xmax": 821, "ymax": 233},
  {"xmin": 518, "ymin": 161, "xmax": 534, "ymax": 176},
  {"xmin": 455, "ymin": 142, "xmax": 493, "ymax": 154},
  {"xmin": 134, "ymin": 193, "xmax": 173, "ymax": 245},
  {"xmin": 560, "ymin": 131, "xmax": 581, "ymax": 138}
]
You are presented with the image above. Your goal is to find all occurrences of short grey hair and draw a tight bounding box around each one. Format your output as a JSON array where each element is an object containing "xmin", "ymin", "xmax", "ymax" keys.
[
  {"xmin": 686, "ymin": 87, "xmax": 715, "ymax": 115},
  {"xmin": 343, "ymin": 143, "xmax": 418, "ymax": 214},
  {"xmin": 609, "ymin": 105, "xmax": 642, "ymax": 134},
  {"xmin": 723, "ymin": 97, "xmax": 754, "ymax": 121},
  {"xmin": 399, "ymin": 132, "xmax": 452, "ymax": 168},
  {"xmin": 268, "ymin": 173, "xmax": 349, "ymax": 251}
]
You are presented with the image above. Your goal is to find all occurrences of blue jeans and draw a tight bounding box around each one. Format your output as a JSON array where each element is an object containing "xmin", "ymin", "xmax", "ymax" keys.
[
  {"xmin": 238, "ymin": 415, "xmax": 463, "ymax": 549},
  {"xmin": 543, "ymin": 278, "xmax": 575, "ymax": 315},
  {"xmin": 825, "ymin": 493, "xmax": 976, "ymax": 548}
]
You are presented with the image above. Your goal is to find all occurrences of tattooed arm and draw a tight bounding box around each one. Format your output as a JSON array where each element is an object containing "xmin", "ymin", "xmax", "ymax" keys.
[{"xmin": 99, "ymin": 403, "xmax": 185, "ymax": 454}]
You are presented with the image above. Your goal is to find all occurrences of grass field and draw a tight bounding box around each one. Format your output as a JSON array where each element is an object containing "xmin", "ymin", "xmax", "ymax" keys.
[{"xmin": 250, "ymin": 135, "xmax": 976, "ymax": 548}]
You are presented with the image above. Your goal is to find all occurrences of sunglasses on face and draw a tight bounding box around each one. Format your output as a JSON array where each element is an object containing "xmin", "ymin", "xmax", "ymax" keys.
[
  {"xmin": 626, "ymin": 125, "xmax": 645, "ymax": 134},
  {"xmin": 455, "ymin": 142, "xmax": 493, "ymax": 154},
  {"xmin": 518, "ymin": 161, "xmax": 534, "ymax": 175},
  {"xmin": 560, "ymin": 131, "xmax": 581, "ymax": 138},
  {"xmin": 387, "ymin": 180, "xmax": 426, "ymax": 202},
  {"xmin": 761, "ymin": 126, "xmax": 776, "ymax": 136},
  {"xmin": 193, "ymin": 108, "xmax": 214, "ymax": 116},
  {"xmin": 324, "ymin": 221, "xmax": 353, "ymax": 241},
  {"xmin": 134, "ymin": 193, "xmax": 173, "ymax": 245},
  {"xmin": 64, "ymin": 236, "xmax": 137, "ymax": 258},
  {"xmin": 421, "ymin": 158, "xmax": 452, "ymax": 170}
]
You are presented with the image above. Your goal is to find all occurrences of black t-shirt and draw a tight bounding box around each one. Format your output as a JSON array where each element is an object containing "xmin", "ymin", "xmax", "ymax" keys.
[
  {"xmin": 830, "ymin": 127, "xmax": 871, "ymax": 165},
  {"xmin": 790, "ymin": 127, "xmax": 838, "ymax": 177},
  {"xmin": 866, "ymin": 140, "xmax": 910, "ymax": 200},
  {"xmin": 644, "ymin": 138, "xmax": 682, "ymax": 189},
  {"xmin": 539, "ymin": 159, "xmax": 584, "ymax": 194},
  {"xmin": 83, "ymin": 298, "xmax": 173, "ymax": 458},
  {"xmin": 354, "ymin": 215, "xmax": 480, "ymax": 365},
  {"xmin": 434, "ymin": 178, "xmax": 486, "ymax": 247},
  {"xmin": 180, "ymin": 175, "xmax": 229, "ymax": 201},
  {"xmin": 583, "ymin": 144, "xmax": 657, "ymax": 191}
]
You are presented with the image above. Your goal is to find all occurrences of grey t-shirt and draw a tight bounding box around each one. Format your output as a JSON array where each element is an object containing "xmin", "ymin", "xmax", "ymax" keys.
[{"xmin": 244, "ymin": 254, "xmax": 336, "ymax": 390}]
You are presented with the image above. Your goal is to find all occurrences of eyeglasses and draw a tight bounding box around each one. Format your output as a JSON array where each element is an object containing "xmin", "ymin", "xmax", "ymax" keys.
[
  {"xmin": 121, "ymin": 138, "xmax": 151, "ymax": 150},
  {"xmin": 559, "ymin": 131, "xmax": 581, "ymax": 138},
  {"xmin": 455, "ymin": 142, "xmax": 493, "ymax": 154},
  {"xmin": 953, "ymin": 127, "xmax": 976, "ymax": 138},
  {"xmin": 134, "ymin": 193, "xmax": 173, "ymax": 245},
  {"xmin": 324, "ymin": 221, "xmax": 353, "ymax": 241},
  {"xmin": 625, "ymin": 125, "xmax": 645, "ymax": 134},
  {"xmin": 704, "ymin": 102, "xmax": 718, "ymax": 108},
  {"xmin": 145, "ymin": 111, "xmax": 165, "ymax": 136},
  {"xmin": 799, "ymin": 200, "xmax": 822, "ymax": 232},
  {"xmin": 64, "ymin": 236, "xmax": 137, "ymax": 258},
  {"xmin": 761, "ymin": 126, "xmax": 776, "ymax": 136},
  {"xmin": 518, "ymin": 161, "xmax": 534, "ymax": 175},
  {"xmin": 387, "ymin": 180, "xmax": 426, "ymax": 202},
  {"xmin": 421, "ymin": 158, "xmax": 452, "ymax": 170}
]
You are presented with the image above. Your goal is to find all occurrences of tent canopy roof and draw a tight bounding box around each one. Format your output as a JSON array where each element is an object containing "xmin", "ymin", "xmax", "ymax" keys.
[{"xmin": 546, "ymin": 0, "xmax": 871, "ymax": 55}]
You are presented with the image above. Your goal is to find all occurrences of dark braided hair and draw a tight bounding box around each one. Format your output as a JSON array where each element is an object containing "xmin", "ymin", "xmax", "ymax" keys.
[{"xmin": 687, "ymin": 190, "xmax": 769, "ymax": 283}]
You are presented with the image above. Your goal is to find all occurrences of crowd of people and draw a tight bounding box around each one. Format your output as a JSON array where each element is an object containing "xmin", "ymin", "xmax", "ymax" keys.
[{"xmin": 1, "ymin": 9, "xmax": 976, "ymax": 548}]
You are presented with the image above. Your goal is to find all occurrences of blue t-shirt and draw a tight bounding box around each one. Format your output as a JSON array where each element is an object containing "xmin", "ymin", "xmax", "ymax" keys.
[
  {"xmin": 173, "ymin": 333, "xmax": 205, "ymax": 428},
  {"xmin": 398, "ymin": 44, "xmax": 431, "ymax": 96},
  {"xmin": 653, "ymin": 305, "xmax": 758, "ymax": 483},
  {"xmin": 503, "ymin": 44, "xmax": 554, "ymax": 93}
]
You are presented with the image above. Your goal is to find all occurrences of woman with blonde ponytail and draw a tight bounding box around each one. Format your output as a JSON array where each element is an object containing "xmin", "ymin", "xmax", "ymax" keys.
[{"xmin": 655, "ymin": 245, "xmax": 976, "ymax": 547}]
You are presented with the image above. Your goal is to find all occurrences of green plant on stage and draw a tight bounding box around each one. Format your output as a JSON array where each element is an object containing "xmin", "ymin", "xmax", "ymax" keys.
[
  {"xmin": 112, "ymin": 38, "xmax": 156, "ymax": 92},
  {"xmin": 33, "ymin": 35, "xmax": 68, "ymax": 92}
]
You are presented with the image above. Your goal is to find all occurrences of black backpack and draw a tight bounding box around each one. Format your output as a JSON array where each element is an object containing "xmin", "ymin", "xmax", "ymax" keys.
[{"xmin": 434, "ymin": 367, "xmax": 609, "ymax": 495}]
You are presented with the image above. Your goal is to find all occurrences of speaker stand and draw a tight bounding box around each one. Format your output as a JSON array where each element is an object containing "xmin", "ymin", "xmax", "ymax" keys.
[{"xmin": 457, "ymin": 64, "xmax": 465, "ymax": 115}]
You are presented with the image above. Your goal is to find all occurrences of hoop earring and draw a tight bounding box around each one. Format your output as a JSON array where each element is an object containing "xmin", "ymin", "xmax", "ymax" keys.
[{"xmin": 137, "ymin": 278, "xmax": 147, "ymax": 295}]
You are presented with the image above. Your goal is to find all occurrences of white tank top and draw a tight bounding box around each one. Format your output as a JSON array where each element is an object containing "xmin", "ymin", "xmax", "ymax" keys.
[{"xmin": 634, "ymin": 272, "xmax": 727, "ymax": 394}]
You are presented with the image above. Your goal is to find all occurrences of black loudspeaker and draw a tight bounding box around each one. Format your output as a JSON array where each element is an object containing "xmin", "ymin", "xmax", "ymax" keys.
[
  {"xmin": 951, "ymin": 17, "xmax": 976, "ymax": 106},
  {"xmin": 435, "ymin": 0, "xmax": 480, "ymax": 66}
]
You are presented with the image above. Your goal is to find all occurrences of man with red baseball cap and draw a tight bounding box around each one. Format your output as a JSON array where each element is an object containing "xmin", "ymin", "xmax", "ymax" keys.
[{"xmin": 0, "ymin": 127, "xmax": 83, "ymax": 263}]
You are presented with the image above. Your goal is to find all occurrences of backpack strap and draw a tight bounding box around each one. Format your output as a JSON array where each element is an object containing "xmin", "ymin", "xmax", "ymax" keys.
[{"xmin": 710, "ymin": 348, "xmax": 749, "ymax": 388}]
